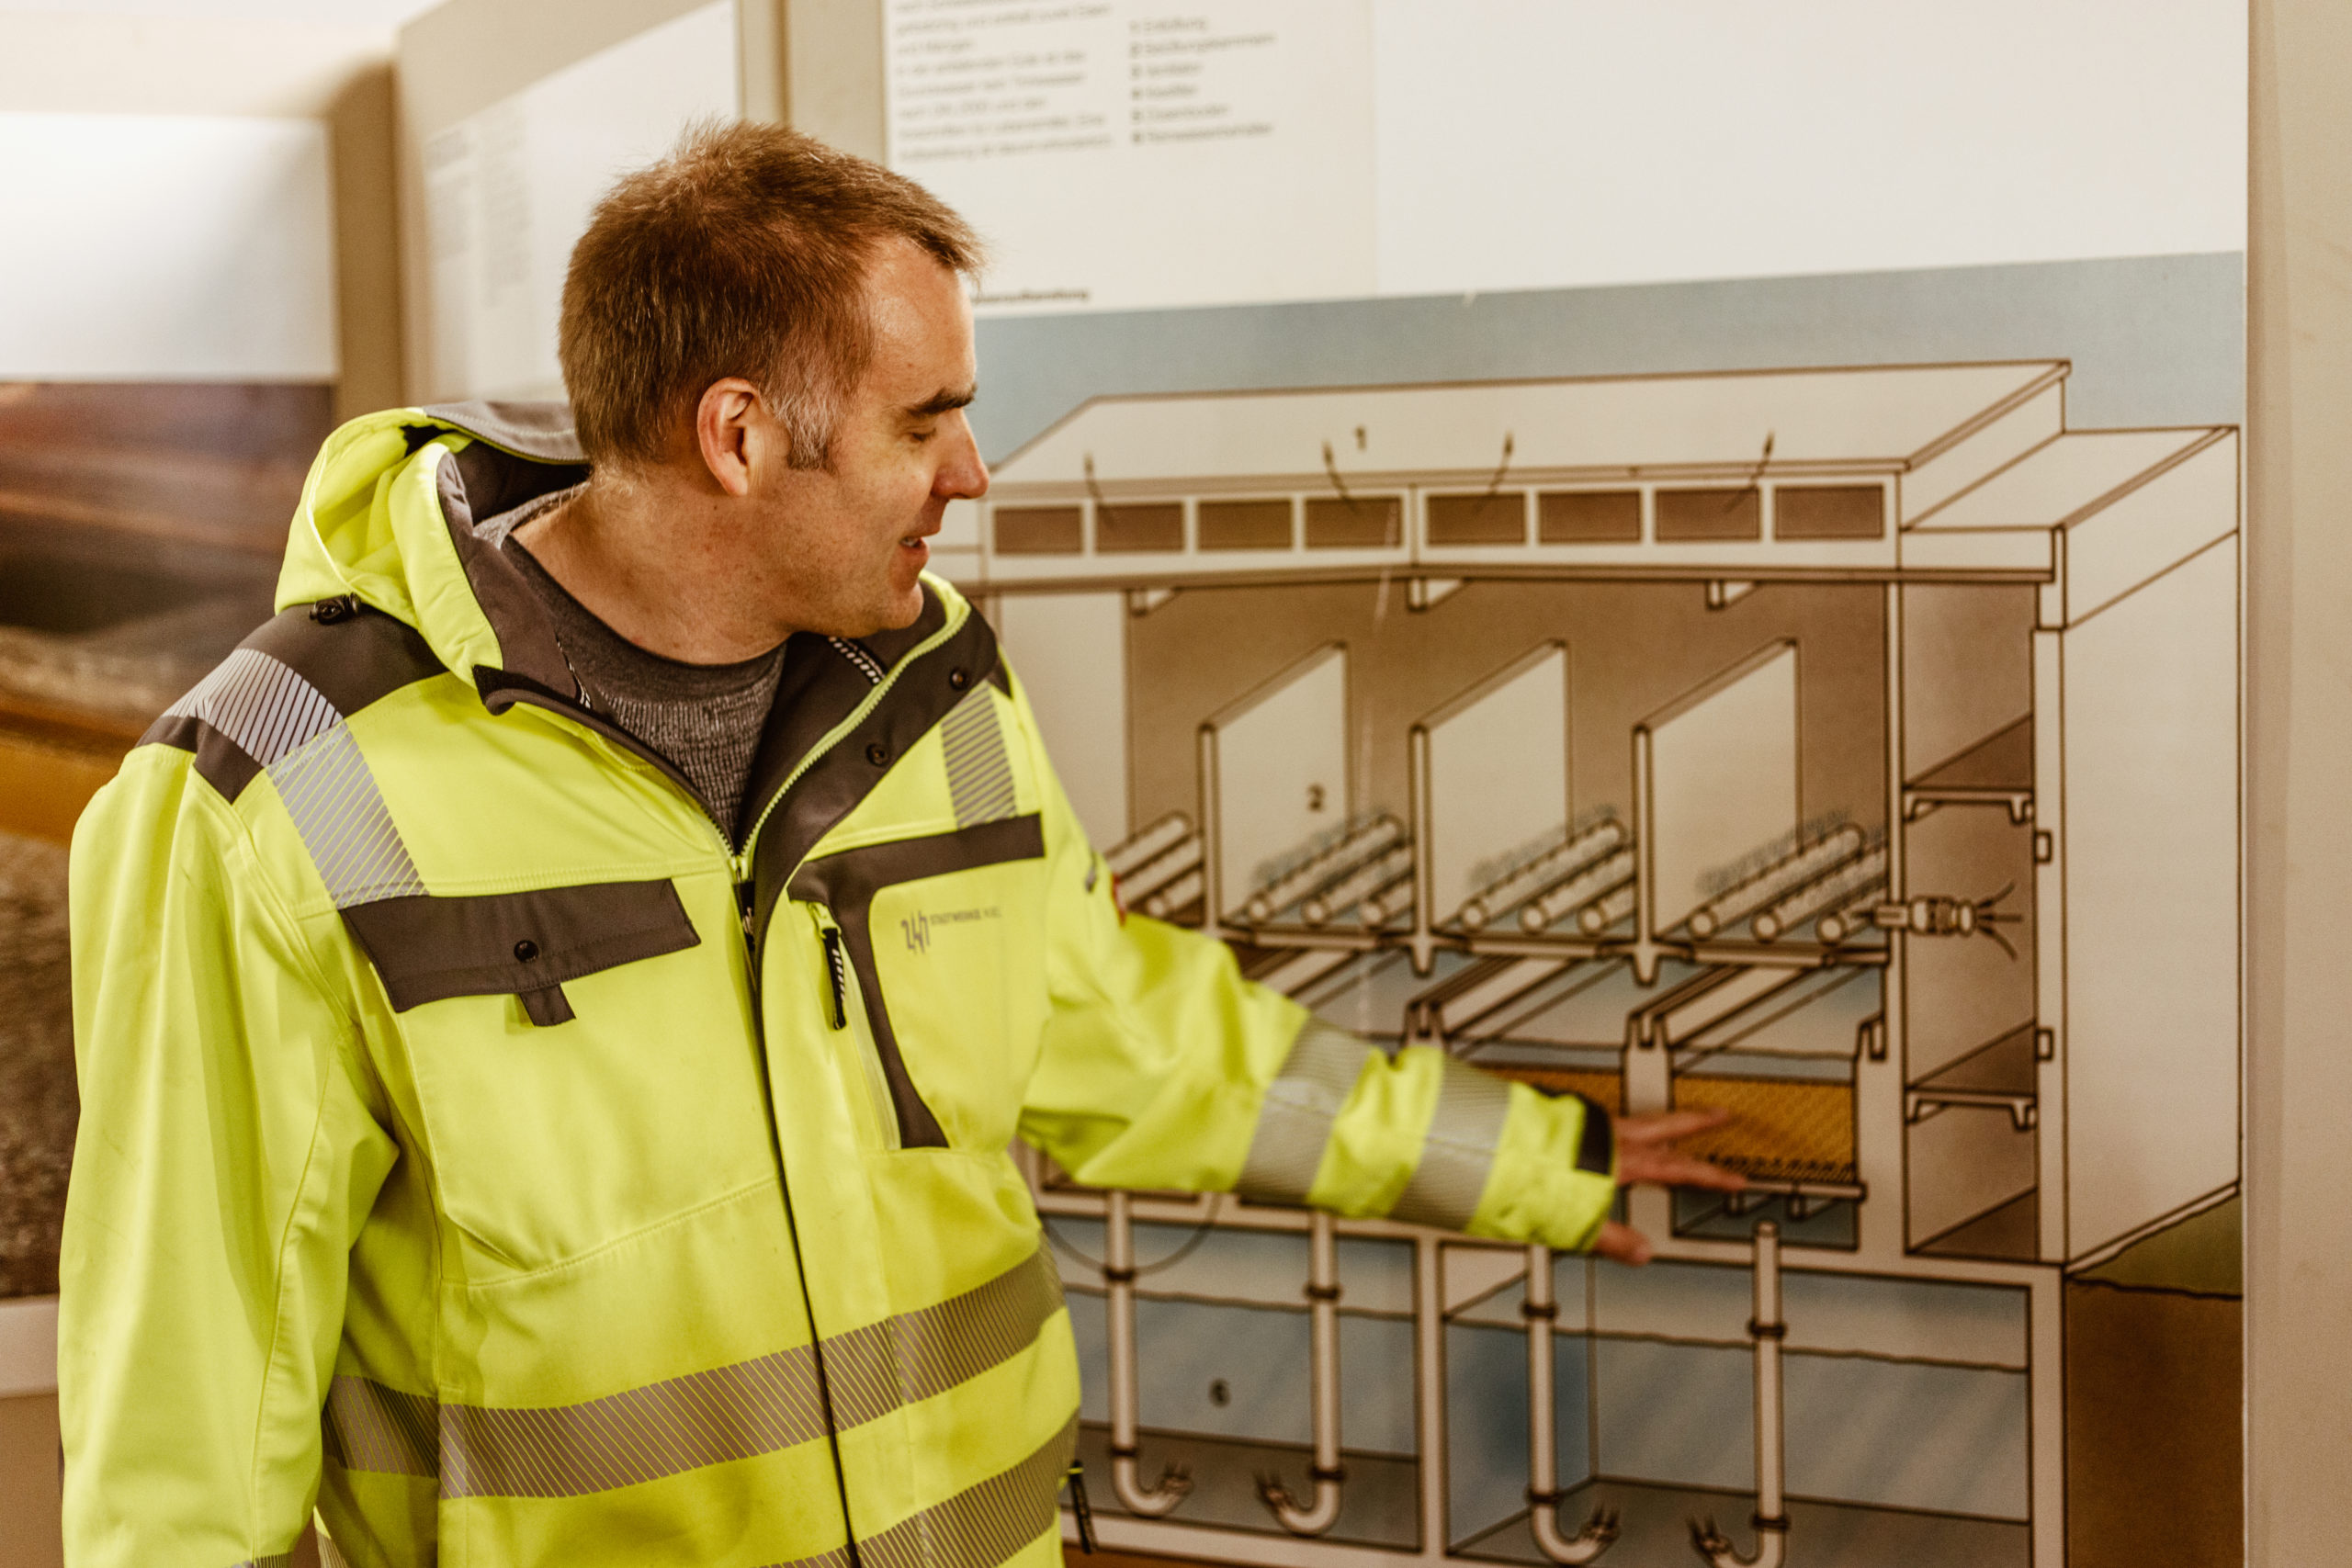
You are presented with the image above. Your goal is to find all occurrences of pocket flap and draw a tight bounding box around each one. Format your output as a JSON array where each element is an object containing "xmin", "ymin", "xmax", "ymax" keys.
[{"xmin": 341, "ymin": 880, "xmax": 701, "ymax": 1012}]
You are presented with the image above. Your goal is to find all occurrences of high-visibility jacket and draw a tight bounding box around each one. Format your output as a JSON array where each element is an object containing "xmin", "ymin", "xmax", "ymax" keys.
[{"xmin": 60, "ymin": 402, "xmax": 1617, "ymax": 1568}]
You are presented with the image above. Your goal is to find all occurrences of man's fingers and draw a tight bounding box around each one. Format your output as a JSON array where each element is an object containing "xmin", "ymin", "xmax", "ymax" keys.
[
  {"xmin": 1589, "ymin": 1221, "xmax": 1653, "ymax": 1266},
  {"xmin": 1616, "ymin": 1108, "xmax": 1733, "ymax": 1145},
  {"xmin": 1620, "ymin": 1149, "xmax": 1747, "ymax": 1192}
]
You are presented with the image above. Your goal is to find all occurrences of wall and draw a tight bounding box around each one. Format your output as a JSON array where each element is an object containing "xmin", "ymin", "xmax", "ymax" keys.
[
  {"xmin": 0, "ymin": 17, "xmax": 408, "ymax": 1566},
  {"xmin": 0, "ymin": 0, "xmax": 2344, "ymax": 1556},
  {"xmin": 393, "ymin": 0, "xmax": 884, "ymax": 401},
  {"xmin": 2246, "ymin": 0, "xmax": 2352, "ymax": 1554},
  {"xmin": 0, "ymin": 13, "xmax": 403, "ymax": 418}
]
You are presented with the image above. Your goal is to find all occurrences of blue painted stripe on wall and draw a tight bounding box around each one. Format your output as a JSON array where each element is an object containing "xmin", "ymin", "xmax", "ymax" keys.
[{"xmin": 973, "ymin": 251, "xmax": 2244, "ymax": 464}]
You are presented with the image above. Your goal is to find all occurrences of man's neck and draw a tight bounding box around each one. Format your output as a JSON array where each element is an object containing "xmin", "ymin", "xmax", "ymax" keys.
[{"xmin": 512, "ymin": 478, "xmax": 789, "ymax": 665}]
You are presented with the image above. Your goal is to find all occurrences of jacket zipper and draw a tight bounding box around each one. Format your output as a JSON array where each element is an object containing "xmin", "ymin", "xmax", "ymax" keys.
[
  {"xmin": 808, "ymin": 905, "xmax": 903, "ymax": 1150},
  {"xmin": 820, "ymin": 927, "xmax": 848, "ymax": 1030}
]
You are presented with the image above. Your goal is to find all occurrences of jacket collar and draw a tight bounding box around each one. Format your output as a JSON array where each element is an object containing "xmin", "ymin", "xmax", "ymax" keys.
[{"xmin": 283, "ymin": 399, "xmax": 1001, "ymax": 861}]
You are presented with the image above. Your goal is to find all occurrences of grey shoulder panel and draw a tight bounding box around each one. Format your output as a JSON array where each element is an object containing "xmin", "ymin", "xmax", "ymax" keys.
[
  {"xmin": 141, "ymin": 601, "xmax": 447, "ymax": 803},
  {"xmin": 243, "ymin": 601, "xmax": 447, "ymax": 719},
  {"xmin": 138, "ymin": 711, "xmax": 262, "ymax": 800}
]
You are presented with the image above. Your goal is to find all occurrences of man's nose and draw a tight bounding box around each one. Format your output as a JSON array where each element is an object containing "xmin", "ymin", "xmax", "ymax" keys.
[{"xmin": 936, "ymin": 414, "xmax": 989, "ymax": 501}]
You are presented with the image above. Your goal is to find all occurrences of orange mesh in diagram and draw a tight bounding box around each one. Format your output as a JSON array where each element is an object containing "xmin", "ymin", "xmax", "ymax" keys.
[
  {"xmin": 1671, "ymin": 1076, "xmax": 1856, "ymax": 1185},
  {"xmin": 1452, "ymin": 1066, "xmax": 1854, "ymax": 1185}
]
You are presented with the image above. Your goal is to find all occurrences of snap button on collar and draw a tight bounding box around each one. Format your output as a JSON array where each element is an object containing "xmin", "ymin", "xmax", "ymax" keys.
[{"xmin": 514, "ymin": 939, "xmax": 540, "ymax": 963}]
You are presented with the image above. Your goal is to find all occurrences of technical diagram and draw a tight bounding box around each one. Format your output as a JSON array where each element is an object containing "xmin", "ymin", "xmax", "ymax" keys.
[{"xmin": 954, "ymin": 362, "xmax": 2239, "ymax": 1567}]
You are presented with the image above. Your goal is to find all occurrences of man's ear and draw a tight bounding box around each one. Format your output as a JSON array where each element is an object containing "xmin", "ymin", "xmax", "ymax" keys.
[{"xmin": 695, "ymin": 378, "xmax": 767, "ymax": 497}]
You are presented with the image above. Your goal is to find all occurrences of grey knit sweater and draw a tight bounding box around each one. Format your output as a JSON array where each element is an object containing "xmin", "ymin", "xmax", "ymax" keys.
[{"xmin": 491, "ymin": 491, "xmax": 786, "ymax": 836}]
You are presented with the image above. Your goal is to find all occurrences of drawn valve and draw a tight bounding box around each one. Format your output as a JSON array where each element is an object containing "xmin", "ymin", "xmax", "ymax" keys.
[
  {"xmin": 1103, "ymin": 1190, "xmax": 1193, "ymax": 1516},
  {"xmin": 1258, "ymin": 1210, "xmax": 1345, "ymax": 1535},
  {"xmin": 1522, "ymin": 1245, "xmax": 1622, "ymax": 1562},
  {"xmin": 1869, "ymin": 884, "xmax": 2023, "ymax": 958},
  {"xmin": 1690, "ymin": 1223, "xmax": 1790, "ymax": 1568}
]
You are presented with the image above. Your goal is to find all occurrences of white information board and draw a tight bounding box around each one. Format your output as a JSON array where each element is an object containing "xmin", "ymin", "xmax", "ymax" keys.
[
  {"xmin": 888, "ymin": 0, "xmax": 2246, "ymax": 315},
  {"xmin": 421, "ymin": 2, "xmax": 738, "ymax": 401},
  {"xmin": 886, "ymin": 0, "xmax": 1375, "ymax": 312}
]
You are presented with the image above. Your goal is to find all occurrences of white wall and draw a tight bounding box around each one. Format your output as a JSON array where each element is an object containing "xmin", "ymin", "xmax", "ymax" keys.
[
  {"xmin": 0, "ymin": 10, "xmax": 408, "ymax": 412},
  {"xmin": 0, "ymin": 112, "xmax": 337, "ymax": 379}
]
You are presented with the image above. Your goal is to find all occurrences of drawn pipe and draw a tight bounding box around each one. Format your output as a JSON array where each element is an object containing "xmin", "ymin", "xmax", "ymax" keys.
[
  {"xmin": 1814, "ymin": 865, "xmax": 1894, "ymax": 944},
  {"xmin": 1573, "ymin": 883, "xmax": 1639, "ymax": 937},
  {"xmin": 1259, "ymin": 1211, "xmax": 1345, "ymax": 1536},
  {"xmin": 1691, "ymin": 1223, "xmax": 1789, "ymax": 1568},
  {"xmin": 1455, "ymin": 819, "xmax": 1627, "ymax": 931},
  {"xmin": 1104, "ymin": 1190, "xmax": 1192, "ymax": 1517},
  {"xmin": 1105, "ymin": 812, "xmax": 1194, "ymax": 878},
  {"xmin": 1139, "ymin": 868, "xmax": 1205, "ymax": 921},
  {"xmin": 1247, "ymin": 817, "xmax": 1407, "ymax": 924},
  {"xmin": 1521, "ymin": 1245, "xmax": 1620, "ymax": 1562},
  {"xmin": 1688, "ymin": 824, "xmax": 1867, "ymax": 939},
  {"xmin": 1518, "ymin": 849, "xmax": 1637, "ymax": 934},
  {"xmin": 1751, "ymin": 846, "xmax": 1889, "ymax": 942},
  {"xmin": 1300, "ymin": 844, "xmax": 1417, "ymax": 928},
  {"xmin": 1355, "ymin": 870, "xmax": 1419, "ymax": 930},
  {"xmin": 1122, "ymin": 835, "xmax": 1204, "ymax": 904}
]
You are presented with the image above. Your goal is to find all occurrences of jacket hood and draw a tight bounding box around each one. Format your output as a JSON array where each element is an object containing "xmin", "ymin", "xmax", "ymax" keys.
[{"xmin": 277, "ymin": 400, "xmax": 592, "ymax": 695}]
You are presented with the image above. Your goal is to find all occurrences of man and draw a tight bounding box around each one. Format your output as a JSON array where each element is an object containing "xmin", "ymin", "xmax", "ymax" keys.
[{"xmin": 61, "ymin": 124, "xmax": 1736, "ymax": 1568}]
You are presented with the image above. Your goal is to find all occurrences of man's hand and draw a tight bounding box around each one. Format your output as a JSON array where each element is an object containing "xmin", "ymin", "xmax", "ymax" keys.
[{"xmin": 1590, "ymin": 1108, "xmax": 1747, "ymax": 1266}]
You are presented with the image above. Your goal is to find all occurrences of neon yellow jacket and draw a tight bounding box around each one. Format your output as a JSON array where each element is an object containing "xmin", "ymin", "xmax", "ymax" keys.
[{"xmin": 60, "ymin": 403, "xmax": 1616, "ymax": 1568}]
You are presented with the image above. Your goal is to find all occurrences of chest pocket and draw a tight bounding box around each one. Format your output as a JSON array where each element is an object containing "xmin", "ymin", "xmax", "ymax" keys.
[
  {"xmin": 343, "ymin": 880, "xmax": 700, "ymax": 1023},
  {"xmin": 789, "ymin": 816, "xmax": 1049, "ymax": 1151},
  {"xmin": 341, "ymin": 879, "xmax": 771, "ymax": 1270}
]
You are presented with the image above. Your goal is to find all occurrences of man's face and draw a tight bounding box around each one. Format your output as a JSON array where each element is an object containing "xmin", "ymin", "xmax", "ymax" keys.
[{"xmin": 742, "ymin": 238, "xmax": 988, "ymax": 639}]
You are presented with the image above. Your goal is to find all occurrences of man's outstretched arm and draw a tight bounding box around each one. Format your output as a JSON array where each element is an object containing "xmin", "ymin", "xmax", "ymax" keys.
[{"xmin": 1003, "ymin": 663, "xmax": 1736, "ymax": 1255}]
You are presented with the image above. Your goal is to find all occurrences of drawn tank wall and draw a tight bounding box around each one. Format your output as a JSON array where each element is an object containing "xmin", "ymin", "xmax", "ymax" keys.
[{"xmin": 1123, "ymin": 581, "xmax": 1888, "ymax": 859}]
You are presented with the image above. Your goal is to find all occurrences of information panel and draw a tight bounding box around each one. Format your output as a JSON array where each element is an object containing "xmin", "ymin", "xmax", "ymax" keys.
[{"xmin": 420, "ymin": 1, "xmax": 737, "ymax": 401}]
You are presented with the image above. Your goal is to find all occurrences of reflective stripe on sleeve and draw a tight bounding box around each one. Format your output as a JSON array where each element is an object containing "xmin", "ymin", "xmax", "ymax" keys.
[
  {"xmin": 1234, "ymin": 1021, "xmax": 1377, "ymax": 1206},
  {"xmin": 1388, "ymin": 1055, "xmax": 1516, "ymax": 1230}
]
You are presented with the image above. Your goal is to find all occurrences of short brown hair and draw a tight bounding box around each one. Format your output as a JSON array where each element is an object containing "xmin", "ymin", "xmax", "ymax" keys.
[{"xmin": 559, "ymin": 120, "xmax": 982, "ymax": 470}]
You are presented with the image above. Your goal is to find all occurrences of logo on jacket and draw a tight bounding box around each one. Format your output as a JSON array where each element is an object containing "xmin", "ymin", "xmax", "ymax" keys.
[{"xmin": 902, "ymin": 905, "xmax": 1001, "ymax": 955}]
